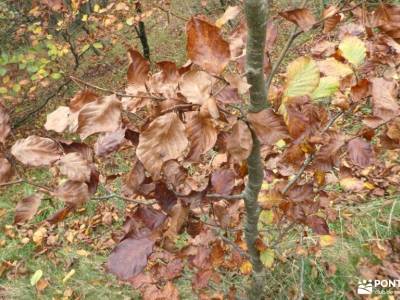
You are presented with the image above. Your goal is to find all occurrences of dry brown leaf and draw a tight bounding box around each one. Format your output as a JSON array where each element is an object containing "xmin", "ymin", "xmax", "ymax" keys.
[
  {"xmin": 14, "ymin": 194, "xmax": 43, "ymax": 224},
  {"xmin": 127, "ymin": 49, "xmax": 150, "ymax": 85},
  {"xmin": 279, "ymin": 8, "xmax": 316, "ymax": 32},
  {"xmin": 94, "ymin": 128, "xmax": 126, "ymax": 157},
  {"xmin": 226, "ymin": 120, "xmax": 253, "ymax": 162},
  {"xmin": 347, "ymin": 137, "xmax": 374, "ymax": 168},
  {"xmin": 11, "ymin": 136, "xmax": 62, "ymax": 167},
  {"xmin": 211, "ymin": 169, "xmax": 235, "ymax": 195},
  {"xmin": 106, "ymin": 229, "xmax": 154, "ymax": 280},
  {"xmin": 77, "ymin": 95, "xmax": 121, "ymax": 139},
  {"xmin": 248, "ymin": 109, "xmax": 289, "ymax": 145},
  {"xmin": 0, "ymin": 156, "xmax": 13, "ymax": 184},
  {"xmin": 185, "ymin": 112, "xmax": 217, "ymax": 162},
  {"xmin": 179, "ymin": 70, "xmax": 213, "ymax": 105},
  {"xmin": 69, "ymin": 90, "xmax": 99, "ymax": 113},
  {"xmin": 187, "ymin": 17, "xmax": 231, "ymax": 75},
  {"xmin": 44, "ymin": 106, "xmax": 71, "ymax": 133},
  {"xmin": 57, "ymin": 153, "xmax": 91, "ymax": 182},
  {"xmin": 136, "ymin": 113, "xmax": 188, "ymax": 177},
  {"xmin": 323, "ymin": 6, "xmax": 341, "ymax": 33},
  {"xmin": 371, "ymin": 78, "xmax": 399, "ymax": 122},
  {"xmin": 54, "ymin": 180, "xmax": 89, "ymax": 208}
]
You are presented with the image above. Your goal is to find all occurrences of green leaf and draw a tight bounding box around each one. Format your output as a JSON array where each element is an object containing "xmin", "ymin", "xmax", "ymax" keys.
[
  {"xmin": 30, "ymin": 269, "xmax": 43, "ymax": 286},
  {"xmin": 259, "ymin": 210, "xmax": 274, "ymax": 226},
  {"xmin": 284, "ymin": 56, "xmax": 320, "ymax": 98},
  {"xmin": 12, "ymin": 84, "xmax": 21, "ymax": 93},
  {"xmin": 339, "ymin": 36, "xmax": 366, "ymax": 67},
  {"xmin": 311, "ymin": 76, "xmax": 339, "ymax": 100},
  {"xmin": 260, "ymin": 249, "xmax": 275, "ymax": 268},
  {"xmin": 51, "ymin": 72, "xmax": 63, "ymax": 80},
  {"xmin": 92, "ymin": 42, "xmax": 103, "ymax": 49},
  {"xmin": 27, "ymin": 65, "xmax": 39, "ymax": 74},
  {"xmin": 80, "ymin": 44, "xmax": 90, "ymax": 54},
  {"xmin": 0, "ymin": 87, "xmax": 7, "ymax": 94},
  {"xmin": 0, "ymin": 67, "xmax": 7, "ymax": 76}
]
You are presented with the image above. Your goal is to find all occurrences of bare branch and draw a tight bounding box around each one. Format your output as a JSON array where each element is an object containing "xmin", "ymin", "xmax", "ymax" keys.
[
  {"xmin": 94, "ymin": 193, "xmax": 156, "ymax": 206},
  {"xmin": 206, "ymin": 193, "xmax": 244, "ymax": 200},
  {"xmin": 69, "ymin": 76, "xmax": 164, "ymax": 100}
]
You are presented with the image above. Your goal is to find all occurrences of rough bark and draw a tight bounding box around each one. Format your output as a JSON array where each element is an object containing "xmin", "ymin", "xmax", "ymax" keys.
[{"xmin": 243, "ymin": 0, "xmax": 269, "ymax": 299}]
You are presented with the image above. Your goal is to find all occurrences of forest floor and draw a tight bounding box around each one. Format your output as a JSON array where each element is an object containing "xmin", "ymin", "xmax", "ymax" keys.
[{"xmin": 1, "ymin": 0, "xmax": 400, "ymax": 299}]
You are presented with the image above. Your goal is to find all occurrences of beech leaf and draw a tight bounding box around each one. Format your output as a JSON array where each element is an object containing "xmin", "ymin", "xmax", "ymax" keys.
[
  {"xmin": 248, "ymin": 109, "xmax": 289, "ymax": 145},
  {"xmin": 187, "ymin": 17, "xmax": 231, "ymax": 75},
  {"xmin": 347, "ymin": 138, "xmax": 374, "ymax": 168},
  {"xmin": 338, "ymin": 36, "xmax": 366, "ymax": 66},
  {"xmin": 77, "ymin": 95, "xmax": 121, "ymax": 139},
  {"xmin": 279, "ymin": 8, "xmax": 316, "ymax": 32},
  {"xmin": 11, "ymin": 136, "xmax": 62, "ymax": 167},
  {"xmin": 0, "ymin": 156, "xmax": 13, "ymax": 184},
  {"xmin": 136, "ymin": 113, "xmax": 188, "ymax": 177},
  {"xmin": 44, "ymin": 106, "xmax": 71, "ymax": 133},
  {"xmin": 106, "ymin": 229, "xmax": 154, "ymax": 280},
  {"xmin": 179, "ymin": 70, "xmax": 213, "ymax": 104},
  {"xmin": 285, "ymin": 56, "xmax": 320, "ymax": 98},
  {"xmin": 227, "ymin": 120, "xmax": 253, "ymax": 162},
  {"xmin": 57, "ymin": 153, "xmax": 91, "ymax": 182},
  {"xmin": 54, "ymin": 180, "xmax": 89, "ymax": 208},
  {"xmin": 14, "ymin": 194, "xmax": 43, "ymax": 224},
  {"xmin": 185, "ymin": 112, "xmax": 217, "ymax": 162}
]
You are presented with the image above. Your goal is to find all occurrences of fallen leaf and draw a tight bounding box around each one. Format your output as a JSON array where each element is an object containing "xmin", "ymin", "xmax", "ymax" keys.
[{"xmin": 106, "ymin": 229, "xmax": 155, "ymax": 280}]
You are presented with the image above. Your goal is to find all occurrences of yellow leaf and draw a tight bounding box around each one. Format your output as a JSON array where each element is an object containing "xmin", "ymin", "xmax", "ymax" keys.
[
  {"xmin": 364, "ymin": 182, "xmax": 375, "ymax": 190},
  {"xmin": 260, "ymin": 249, "xmax": 275, "ymax": 268},
  {"xmin": 93, "ymin": 4, "xmax": 100, "ymax": 12},
  {"xmin": 62, "ymin": 269, "xmax": 75, "ymax": 283},
  {"xmin": 240, "ymin": 261, "xmax": 252, "ymax": 274},
  {"xmin": 339, "ymin": 177, "xmax": 364, "ymax": 192},
  {"xmin": 284, "ymin": 56, "xmax": 320, "ymax": 99},
  {"xmin": 339, "ymin": 36, "xmax": 366, "ymax": 67},
  {"xmin": 259, "ymin": 210, "xmax": 274, "ymax": 225},
  {"xmin": 320, "ymin": 235, "xmax": 336, "ymax": 247},
  {"xmin": 76, "ymin": 249, "xmax": 90, "ymax": 257},
  {"xmin": 311, "ymin": 76, "xmax": 340, "ymax": 100},
  {"xmin": 33, "ymin": 227, "xmax": 47, "ymax": 245},
  {"xmin": 30, "ymin": 269, "xmax": 43, "ymax": 286}
]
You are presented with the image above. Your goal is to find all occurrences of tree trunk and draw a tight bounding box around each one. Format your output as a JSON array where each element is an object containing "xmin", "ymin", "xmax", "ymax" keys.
[{"xmin": 243, "ymin": 0, "xmax": 269, "ymax": 299}]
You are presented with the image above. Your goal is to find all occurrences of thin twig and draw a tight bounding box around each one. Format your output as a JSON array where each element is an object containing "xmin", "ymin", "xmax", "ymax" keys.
[
  {"xmin": 94, "ymin": 192, "xmax": 156, "ymax": 205},
  {"xmin": 206, "ymin": 193, "xmax": 244, "ymax": 200},
  {"xmin": 0, "ymin": 178, "xmax": 52, "ymax": 192},
  {"xmin": 282, "ymin": 111, "xmax": 344, "ymax": 194},
  {"xmin": 154, "ymin": 4, "xmax": 189, "ymax": 22},
  {"xmin": 69, "ymin": 76, "xmax": 164, "ymax": 100}
]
